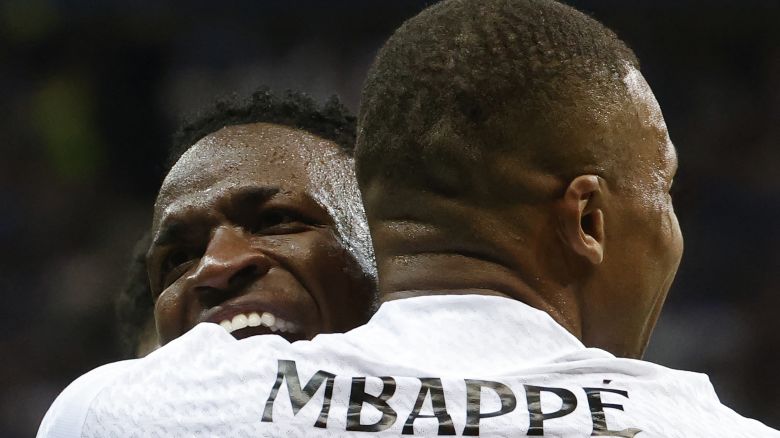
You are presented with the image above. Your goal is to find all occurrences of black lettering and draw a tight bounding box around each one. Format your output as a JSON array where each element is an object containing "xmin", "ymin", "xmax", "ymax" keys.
[
  {"xmin": 402, "ymin": 378, "xmax": 456, "ymax": 435},
  {"xmin": 346, "ymin": 376, "xmax": 398, "ymax": 432},
  {"xmin": 525, "ymin": 385, "xmax": 577, "ymax": 436},
  {"xmin": 463, "ymin": 379, "xmax": 517, "ymax": 436},
  {"xmin": 583, "ymin": 387, "xmax": 642, "ymax": 437},
  {"xmin": 261, "ymin": 359, "xmax": 335, "ymax": 428}
]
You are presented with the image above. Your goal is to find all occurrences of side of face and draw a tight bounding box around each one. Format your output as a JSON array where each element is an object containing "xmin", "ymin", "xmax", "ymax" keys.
[
  {"xmin": 563, "ymin": 68, "xmax": 683, "ymax": 358},
  {"xmin": 147, "ymin": 123, "xmax": 373, "ymax": 345}
]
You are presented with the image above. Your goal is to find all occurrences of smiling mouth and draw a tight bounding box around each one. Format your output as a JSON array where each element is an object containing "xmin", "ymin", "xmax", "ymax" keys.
[{"xmin": 216, "ymin": 311, "xmax": 306, "ymax": 342}]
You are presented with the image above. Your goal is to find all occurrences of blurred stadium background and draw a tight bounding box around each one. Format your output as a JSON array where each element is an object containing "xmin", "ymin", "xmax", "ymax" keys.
[{"xmin": 0, "ymin": 0, "xmax": 778, "ymax": 435}]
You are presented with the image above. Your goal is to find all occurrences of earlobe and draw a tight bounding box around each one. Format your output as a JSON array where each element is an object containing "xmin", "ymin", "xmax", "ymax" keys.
[{"xmin": 560, "ymin": 175, "xmax": 605, "ymax": 265}]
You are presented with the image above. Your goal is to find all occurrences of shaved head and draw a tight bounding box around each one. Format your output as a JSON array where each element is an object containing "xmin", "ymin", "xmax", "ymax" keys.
[
  {"xmin": 356, "ymin": 0, "xmax": 682, "ymax": 358},
  {"xmin": 357, "ymin": 0, "xmax": 645, "ymax": 201}
]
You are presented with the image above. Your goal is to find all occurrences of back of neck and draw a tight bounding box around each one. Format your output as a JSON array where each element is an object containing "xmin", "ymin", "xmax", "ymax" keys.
[
  {"xmin": 376, "ymin": 250, "xmax": 581, "ymax": 340},
  {"xmin": 378, "ymin": 252, "xmax": 546, "ymax": 310}
]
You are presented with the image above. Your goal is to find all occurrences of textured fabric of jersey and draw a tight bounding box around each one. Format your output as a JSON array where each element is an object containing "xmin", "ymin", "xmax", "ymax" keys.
[{"xmin": 38, "ymin": 295, "xmax": 778, "ymax": 437}]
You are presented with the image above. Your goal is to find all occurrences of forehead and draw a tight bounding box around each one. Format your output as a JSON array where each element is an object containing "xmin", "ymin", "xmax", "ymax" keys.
[{"xmin": 154, "ymin": 123, "xmax": 343, "ymax": 225}]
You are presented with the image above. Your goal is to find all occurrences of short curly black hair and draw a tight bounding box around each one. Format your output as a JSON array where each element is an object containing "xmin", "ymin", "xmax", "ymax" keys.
[{"xmin": 169, "ymin": 88, "xmax": 356, "ymax": 169}]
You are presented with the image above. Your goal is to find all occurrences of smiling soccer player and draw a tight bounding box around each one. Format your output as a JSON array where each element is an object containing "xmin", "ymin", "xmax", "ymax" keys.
[
  {"xmin": 146, "ymin": 90, "xmax": 376, "ymax": 345},
  {"xmin": 114, "ymin": 90, "xmax": 376, "ymax": 355}
]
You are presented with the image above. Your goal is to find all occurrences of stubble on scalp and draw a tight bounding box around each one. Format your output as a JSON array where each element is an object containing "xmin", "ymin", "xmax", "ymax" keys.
[{"xmin": 356, "ymin": 0, "xmax": 652, "ymax": 210}]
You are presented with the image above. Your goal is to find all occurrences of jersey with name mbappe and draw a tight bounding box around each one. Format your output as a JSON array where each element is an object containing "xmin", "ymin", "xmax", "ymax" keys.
[{"xmin": 38, "ymin": 295, "xmax": 778, "ymax": 437}]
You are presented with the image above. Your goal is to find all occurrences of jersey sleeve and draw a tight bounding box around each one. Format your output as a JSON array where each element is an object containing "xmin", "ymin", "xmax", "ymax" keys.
[{"xmin": 37, "ymin": 360, "xmax": 136, "ymax": 438}]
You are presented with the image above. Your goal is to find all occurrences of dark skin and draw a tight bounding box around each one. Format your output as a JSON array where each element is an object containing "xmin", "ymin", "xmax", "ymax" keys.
[
  {"xmin": 135, "ymin": 318, "xmax": 158, "ymax": 356},
  {"xmin": 362, "ymin": 67, "xmax": 681, "ymax": 359},
  {"xmin": 147, "ymin": 123, "xmax": 373, "ymax": 345}
]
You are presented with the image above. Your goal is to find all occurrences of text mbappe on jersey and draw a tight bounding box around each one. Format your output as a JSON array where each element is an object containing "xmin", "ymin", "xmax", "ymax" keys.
[{"xmin": 261, "ymin": 360, "xmax": 642, "ymax": 436}]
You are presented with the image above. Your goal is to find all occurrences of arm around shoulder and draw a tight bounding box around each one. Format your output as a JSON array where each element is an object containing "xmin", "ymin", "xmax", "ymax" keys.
[{"xmin": 37, "ymin": 360, "xmax": 135, "ymax": 438}]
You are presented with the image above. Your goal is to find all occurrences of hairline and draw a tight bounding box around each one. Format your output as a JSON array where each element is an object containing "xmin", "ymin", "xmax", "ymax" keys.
[{"xmin": 156, "ymin": 121, "xmax": 377, "ymax": 280}]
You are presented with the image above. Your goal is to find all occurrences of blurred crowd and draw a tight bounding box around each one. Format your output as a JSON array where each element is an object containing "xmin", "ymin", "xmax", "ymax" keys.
[{"xmin": 0, "ymin": 0, "xmax": 778, "ymax": 436}]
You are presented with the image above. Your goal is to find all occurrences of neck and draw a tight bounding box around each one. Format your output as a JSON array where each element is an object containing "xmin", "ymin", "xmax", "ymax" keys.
[
  {"xmin": 382, "ymin": 288, "xmax": 512, "ymax": 302},
  {"xmin": 376, "ymin": 252, "xmax": 581, "ymax": 338}
]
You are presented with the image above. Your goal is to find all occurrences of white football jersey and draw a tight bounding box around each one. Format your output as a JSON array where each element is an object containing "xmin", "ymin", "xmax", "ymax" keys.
[{"xmin": 38, "ymin": 295, "xmax": 778, "ymax": 437}]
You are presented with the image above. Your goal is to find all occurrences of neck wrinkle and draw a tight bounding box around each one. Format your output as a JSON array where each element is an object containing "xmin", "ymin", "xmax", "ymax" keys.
[
  {"xmin": 376, "ymin": 252, "xmax": 581, "ymax": 339},
  {"xmin": 381, "ymin": 288, "xmax": 514, "ymax": 303}
]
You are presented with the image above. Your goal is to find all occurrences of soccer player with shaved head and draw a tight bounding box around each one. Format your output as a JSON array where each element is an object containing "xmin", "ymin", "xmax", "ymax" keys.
[
  {"xmin": 357, "ymin": 0, "xmax": 678, "ymax": 360},
  {"xmin": 39, "ymin": 1, "xmax": 778, "ymax": 436}
]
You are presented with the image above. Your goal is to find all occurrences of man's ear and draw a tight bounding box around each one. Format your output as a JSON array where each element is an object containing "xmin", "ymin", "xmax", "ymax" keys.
[{"xmin": 558, "ymin": 175, "xmax": 605, "ymax": 264}]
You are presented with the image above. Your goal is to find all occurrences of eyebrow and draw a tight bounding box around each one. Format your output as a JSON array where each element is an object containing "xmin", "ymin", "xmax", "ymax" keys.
[
  {"xmin": 150, "ymin": 185, "xmax": 282, "ymax": 249},
  {"xmin": 150, "ymin": 220, "xmax": 188, "ymax": 248},
  {"xmin": 228, "ymin": 185, "xmax": 281, "ymax": 207}
]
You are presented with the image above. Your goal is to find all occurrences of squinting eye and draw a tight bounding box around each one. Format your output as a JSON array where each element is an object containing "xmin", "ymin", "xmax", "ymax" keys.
[
  {"xmin": 250, "ymin": 209, "xmax": 311, "ymax": 235},
  {"xmin": 160, "ymin": 250, "xmax": 199, "ymax": 290},
  {"xmin": 165, "ymin": 250, "xmax": 191, "ymax": 269}
]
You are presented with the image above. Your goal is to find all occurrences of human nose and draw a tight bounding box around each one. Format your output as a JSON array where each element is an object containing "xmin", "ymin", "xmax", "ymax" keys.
[{"xmin": 188, "ymin": 225, "xmax": 271, "ymax": 295}]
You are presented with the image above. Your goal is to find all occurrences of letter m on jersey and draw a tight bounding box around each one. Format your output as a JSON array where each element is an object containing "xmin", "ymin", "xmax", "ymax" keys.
[{"xmin": 262, "ymin": 359, "xmax": 336, "ymax": 428}]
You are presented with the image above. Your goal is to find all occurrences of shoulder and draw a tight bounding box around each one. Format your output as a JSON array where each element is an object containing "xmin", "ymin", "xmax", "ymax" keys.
[
  {"xmin": 37, "ymin": 360, "xmax": 137, "ymax": 438},
  {"xmin": 35, "ymin": 325, "xmax": 241, "ymax": 437},
  {"xmin": 529, "ymin": 352, "xmax": 779, "ymax": 436},
  {"xmin": 584, "ymin": 357, "xmax": 780, "ymax": 436}
]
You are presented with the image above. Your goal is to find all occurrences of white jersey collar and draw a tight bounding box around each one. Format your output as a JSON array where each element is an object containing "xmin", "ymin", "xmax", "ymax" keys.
[{"xmin": 346, "ymin": 294, "xmax": 608, "ymax": 375}]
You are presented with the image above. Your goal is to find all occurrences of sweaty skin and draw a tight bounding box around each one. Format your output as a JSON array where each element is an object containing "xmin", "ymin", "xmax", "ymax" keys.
[
  {"xmin": 579, "ymin": 66, "xmax": 682, "ymax": 356},
  {"xmin": 364, "ymin": 66, "xmax": 682, "ymax": 359},
  {"xmin": 147, "ymin": 123, "xmax": 374, "ymax": 345}
]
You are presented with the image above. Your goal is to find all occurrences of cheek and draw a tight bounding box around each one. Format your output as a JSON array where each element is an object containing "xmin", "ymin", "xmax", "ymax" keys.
[
  {"xmin": 266, "ymin": 229, "xmax": 346, "ymax": 266},
  {"xmin": 266, "ymin": 232, "xmax": 353, "ymax": 286},
  {"xmin": 266, "ymin": 232, "xmax": 371, "ymax": 324},
  {"xmin": 618, "ymin": 201, "xmax": 680, "ymax": 282},
  {"xmin": 262, "ymin": 233, "xmax": 323, "ymax": 268},
  {"xmin": 153, "ymin": 286, "xmax": 186, "ymax": 344},
  {"xmin": 665, "ymin": 207, "xmax": 684, "ymax": 268},
  {"xmin": 634, "ymin": 202, "xmax": 682, "ymax": 296}
]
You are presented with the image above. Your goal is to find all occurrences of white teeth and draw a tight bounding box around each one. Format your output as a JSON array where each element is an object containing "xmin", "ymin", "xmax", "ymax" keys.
[
  {"xmin": 247, "ymin": 312, "xmax": 262, "ymax": 327},
  {"xmin": 220, "ymin": 320, "xmax": 232, "ymax": 332},
  {"xmin": 231, "ymin": 314, "xmax": 248, "ymax": 331},
  {"xmin": 260, "ymin": 312, "xmax": 275, "ymax": 327},
  {"xmin": 216, "ymin": 311, "xmax": 299, "ymax": 335}
]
